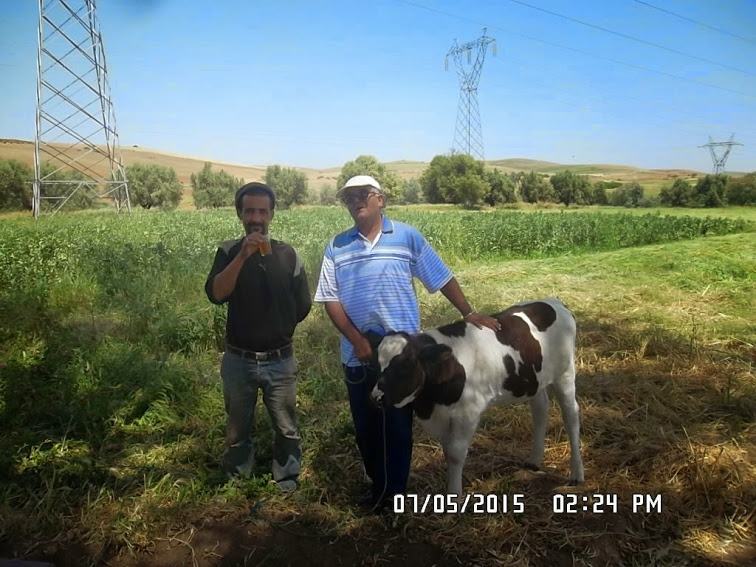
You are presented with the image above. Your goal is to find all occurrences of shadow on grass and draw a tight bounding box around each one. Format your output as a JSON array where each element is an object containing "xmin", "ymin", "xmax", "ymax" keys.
[
  {"xmin": 0, "ymin": 288, "xmax": 228, "ymax": 556},
  {"xmin": 1, "ymin": 296, "xmax": 754, "ymax": 567}
]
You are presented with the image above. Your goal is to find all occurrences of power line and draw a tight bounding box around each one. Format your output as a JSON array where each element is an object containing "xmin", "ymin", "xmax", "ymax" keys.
[
  {"xmin": 397, "ymin": 0, "xmax": 755, "ymax": 155},
  {"xmin": 631, "ymin": 0, "xmax": 756, "ymax": 46},
  {"xmin": 127, "ymin": 127, "xmax": 393, "ymax": 146},
  {"xmin": 484, "ymin": 74, "xmax": 726, "ymax": 131},
  {"xmin": 395, "ymin": 0, "xmax": 756, "ymax": 99},
  {"xmin": 503, "ymin": 0, "xmax": 755, "ymax": 77},
  {"xmin": 482, "ymin": 81, "xmax": 747, "ymax": 145}
]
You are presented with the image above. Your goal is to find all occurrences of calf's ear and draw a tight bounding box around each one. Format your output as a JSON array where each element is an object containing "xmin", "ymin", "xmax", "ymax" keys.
[
  {"xmin": 419, "ymin": 344, "xmax": 465, "ymax": 385},
  {"xmin": 418, "ymin": 344, "xmax": 453, "ymax": 363},
  {"xmin": 364, "ymin": 330, "xmax": 384, "ymax": 349}
]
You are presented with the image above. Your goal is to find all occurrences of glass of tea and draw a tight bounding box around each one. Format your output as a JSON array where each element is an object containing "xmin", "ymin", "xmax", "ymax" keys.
[{"xmin": 259, "ymin": 233, "xmax": 272, "ymax": 256}]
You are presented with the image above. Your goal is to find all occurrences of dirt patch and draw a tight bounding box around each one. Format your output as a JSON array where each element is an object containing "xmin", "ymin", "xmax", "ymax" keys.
[{"xmin": 43, "ymin": 516, "xmax": 459, "ymax": 567}]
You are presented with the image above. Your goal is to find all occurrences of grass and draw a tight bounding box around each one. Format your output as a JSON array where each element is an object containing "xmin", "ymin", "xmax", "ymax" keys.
[
  {"xmin": 0, "ymin": 207, "xmax": 754, "ymax": 566},
  {"xmin": 386, "ymin": 203, "xmax": 756, "ymax": 223},
  {"xmin": 586, "ymin": 206, "xmax": 756, "ymax": 222},
  {"xmin": 478, "ymin": 204, "xmax": 756, "ymax": 222}
]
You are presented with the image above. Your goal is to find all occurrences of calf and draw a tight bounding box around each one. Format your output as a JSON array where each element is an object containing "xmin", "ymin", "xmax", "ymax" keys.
[{"xmin": 368, "ymin": 298, "xmax": 584, "ymax": 495}]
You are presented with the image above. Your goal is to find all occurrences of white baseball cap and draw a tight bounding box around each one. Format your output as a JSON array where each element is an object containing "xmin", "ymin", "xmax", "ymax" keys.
[{"xmin": 337, "ymin": 175, "xmax": 382, "ymax": 197}]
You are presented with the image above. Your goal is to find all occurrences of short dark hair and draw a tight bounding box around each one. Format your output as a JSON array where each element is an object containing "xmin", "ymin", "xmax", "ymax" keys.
[{"xmin": 235, "ymin": 182, "xmax": 276, "ymax": 212}]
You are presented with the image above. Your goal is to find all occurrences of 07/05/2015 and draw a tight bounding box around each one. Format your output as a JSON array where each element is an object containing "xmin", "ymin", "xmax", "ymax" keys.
[{"xmin": 393, "ymin": 493, "xmax": 525, "ymax": 514}]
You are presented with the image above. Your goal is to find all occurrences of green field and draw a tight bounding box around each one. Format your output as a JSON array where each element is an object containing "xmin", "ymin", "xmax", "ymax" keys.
[{"xmin": 1, "ymin": 207, "xmax": 754, "ymax": 566}]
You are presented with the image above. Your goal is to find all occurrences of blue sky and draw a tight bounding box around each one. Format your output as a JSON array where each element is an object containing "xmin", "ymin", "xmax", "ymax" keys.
[{"xmin": 1, "ymin": 0, "xmax": 754, "ymax": 172}]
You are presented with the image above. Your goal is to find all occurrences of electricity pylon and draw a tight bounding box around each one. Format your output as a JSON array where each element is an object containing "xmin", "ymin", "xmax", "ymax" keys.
[
  {"xmin": 445, "ymin": 28, "xmax": 497, "ymax": 160},
  {"xmin": 698, "ymin": 134, "xmax": 743, "ymax": 174},
  {"xmin": 33, "ymin": 0, "xmax": 130, "ymax": 217}
]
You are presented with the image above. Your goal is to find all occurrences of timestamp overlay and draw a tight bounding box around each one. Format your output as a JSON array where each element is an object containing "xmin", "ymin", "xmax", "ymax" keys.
[
  {"xmin": 552, "ymin": 493, "xmax": 663, "ymax": 514},
  {"xmin": 393, "ymin": 493, "xmax": 527, "ymax": 514},
  {"xmin": 392, "ymin": 492, "xmax": 663, "ymax": 515}
]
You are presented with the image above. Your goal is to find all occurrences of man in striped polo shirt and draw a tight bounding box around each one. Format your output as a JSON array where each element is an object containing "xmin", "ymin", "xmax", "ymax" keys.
[{"xmin": 314, "ymin": 174, "xmax": 500, "ymax": 511}]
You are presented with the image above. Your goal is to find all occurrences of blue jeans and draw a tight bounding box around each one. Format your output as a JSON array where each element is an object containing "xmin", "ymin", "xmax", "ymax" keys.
[
  {"xmin": 344, "ymin": 364, "xmax": 414, "ymax": 500},
  {"xmin": 220, "ymin": 351, "xmax": 301, "ymax": 482}
]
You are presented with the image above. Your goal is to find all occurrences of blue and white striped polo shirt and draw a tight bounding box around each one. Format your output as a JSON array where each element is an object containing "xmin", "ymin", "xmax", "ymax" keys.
[{"xmin": 314, "ymin": 216, "xmax": 453, "ymax": 366}]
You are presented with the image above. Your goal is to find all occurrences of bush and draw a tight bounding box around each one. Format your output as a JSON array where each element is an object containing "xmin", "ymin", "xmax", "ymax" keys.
[
  {"xmin": 400, "ymin": 178, "xmax": 423, "ymax": 204},
  {"xmin": 484, "ymin": 169, "xmax": 516, "ymax": 206},
  {"xmin": 191, "ymin": 163, "xmax": 241, "ymax": 209},
  {"xmin": 264, "ymin": 165, "xmax": 308, "ymax": 209},
  {"xmin": 0, "ymin": 159, "xmax": 33, "ymax": 211},
  {"xmin": 125, "ymin": 163, "xmax": 183, "ymax": 210},
  {"xmin": 727, "ymin": 173, "xmax": 756, "ymax": 205},
  {"xmin": 319, "ymin": 184, "xmax": 337, "ymax": 206},
  {"xmin": 337, "ymin": 155, "xmax": 400, "ymax": 202},
  {"xmin": 519, "ymin": 171, "xmax": 555, "ymax": 203},
  {"xmin": 441, "ymin": 172, "xmax": 489, "ymax": 207},
  {"xmin": 610, "ymin": 182, "xmax": 645, "ymax": 207},
  {"xmin": 589, "ymin": 182, "xmax": 609, "ymax": 205},
  {"xmin": 694, "ymin": 174, "xmax": 728, "ymax": 208},
  {"xmin": 550, "ymin": 170, "xmax": 591, "ymax": 206},
  {"xmin": 659, "ymin": 179, "xmax": 697, "ymax": 207},
  {"xmin": 658, "ymin": 174, "xmax": 731, "ymax": 208},
  {"xmin": 637, "ymin": 196, "xmax": 659, "ymax": 208},
  {"xmin": 420, "ymin": 153, "xmax": 489, "ymax": 206}
]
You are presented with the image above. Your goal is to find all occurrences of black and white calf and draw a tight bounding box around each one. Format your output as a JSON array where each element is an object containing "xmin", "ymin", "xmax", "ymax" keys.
[{"xmin": 368, "ymin": 298, "xmax": 584, "ymax": 495}]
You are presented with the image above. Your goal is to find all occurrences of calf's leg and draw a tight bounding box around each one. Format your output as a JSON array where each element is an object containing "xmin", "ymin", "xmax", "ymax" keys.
[
  {"xmin": 551, "ymin": 368, "xmax": 585, "ymax": 485},
  {"xmin": 439, "ymin": 418, "xmax": 479, "ymax": 496},
  {"xmin": 527, "ymin": 388, "xmax": 549, "ymax": 469}
]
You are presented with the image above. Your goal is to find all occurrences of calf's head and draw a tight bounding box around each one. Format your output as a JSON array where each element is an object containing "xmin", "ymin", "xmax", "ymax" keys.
[{"xmin": 367, "ymin": 332, "xmax": 464, "ymax": 411}]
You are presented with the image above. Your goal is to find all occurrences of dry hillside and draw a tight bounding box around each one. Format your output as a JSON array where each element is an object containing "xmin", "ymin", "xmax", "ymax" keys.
[{"xmin": 0, "ymin": 138, "xmax": 704, "ymax": 191}]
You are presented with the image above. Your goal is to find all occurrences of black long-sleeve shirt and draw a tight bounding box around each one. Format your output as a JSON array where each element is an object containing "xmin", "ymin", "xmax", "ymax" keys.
[{"xmin": 205, "ymin": 237, "xmax": 312, "ymax": 351}]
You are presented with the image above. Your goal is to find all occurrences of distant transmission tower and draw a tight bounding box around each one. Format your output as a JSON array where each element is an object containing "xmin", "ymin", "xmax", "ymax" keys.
[
  {"xmin": 698, "ymin": 134, "xmax": 743, "ymax": 174},
  {"xmin": 33, "ymin": 0, "xmax": 130, "ymax": 217},
  {"xmin": 445, "ymin": 28, "xmax": 497, "ymax": 159}
]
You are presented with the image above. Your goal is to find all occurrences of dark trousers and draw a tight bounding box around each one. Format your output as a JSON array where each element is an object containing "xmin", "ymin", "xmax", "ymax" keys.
[{"xmin": 343, "ymin": 364, "xmax": 414, "ymax": 500}]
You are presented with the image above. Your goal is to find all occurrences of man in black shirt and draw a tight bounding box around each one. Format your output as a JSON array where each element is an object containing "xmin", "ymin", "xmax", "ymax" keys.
[{"xmin": 205, "ymin": 182, "xmax": 311, "ymax": 492}]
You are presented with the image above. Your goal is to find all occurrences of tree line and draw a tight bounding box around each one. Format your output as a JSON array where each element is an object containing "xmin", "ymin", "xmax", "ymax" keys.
[
  {"xmin": 1, "ymin": 154, "xmax": 754, "ymax": 212},
  {"xmin": 416, "ymin": 153, "xmax": 755, "ymax": 208},
  {"xmin": 0, "ymin": 160, "xmax": 310, "ymax": 212}
]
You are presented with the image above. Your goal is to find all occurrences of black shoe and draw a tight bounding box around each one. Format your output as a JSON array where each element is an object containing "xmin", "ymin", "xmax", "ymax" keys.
[
  {"xmin": 357, "ymin": 492, "xmax": 394, "ymax": 515},
  {"xmin": 356, "ymin": 493, "xmax": 376, "ymax": 507},
  {"xmin": 374, "ymin": 494, "xmax": 399, "ymax": 515}
]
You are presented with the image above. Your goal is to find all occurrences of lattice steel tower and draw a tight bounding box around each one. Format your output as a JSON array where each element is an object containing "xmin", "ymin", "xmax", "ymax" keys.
[
  {"xmin": 445, "ymin": 28, "xmax": 497, "ymax": 159},
  {"xmin": 33, "ymin": 0, "xmax": 129, "ymax": 216},
  {"xmin": 699, "ymin": 134, "xmax": 743, "ymax": 174}
]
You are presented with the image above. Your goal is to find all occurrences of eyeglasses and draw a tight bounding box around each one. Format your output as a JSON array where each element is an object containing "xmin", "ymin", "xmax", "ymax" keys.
[{"xmin": 340, "ymin": 189, "xmax": 377, "ymax": 205}]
